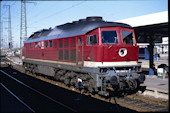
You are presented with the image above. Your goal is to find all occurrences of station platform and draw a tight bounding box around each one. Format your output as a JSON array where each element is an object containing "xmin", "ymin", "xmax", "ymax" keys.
[
  {"xmin": 6, "ymin": 56, "xmax": 22, "ymax": 65},
  {"xmin": 140, "ymin": 75, "xmax": 168, "ymax": 100},
  {"xmin": 139, "ymin": 59, "xmax": 169, "ymax": 70},
  {"xmin": 139, "ymin": 53, "xmax": 169, "ymax": 70},
  {"xmin": 5, "ymin": 56, "xmax": 169, "ymax": 100}
]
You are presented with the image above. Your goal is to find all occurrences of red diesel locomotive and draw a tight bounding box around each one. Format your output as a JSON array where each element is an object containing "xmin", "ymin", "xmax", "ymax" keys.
[{"xmin": 22, "ymin": 17, "xmax": 145, "ymax": 96}]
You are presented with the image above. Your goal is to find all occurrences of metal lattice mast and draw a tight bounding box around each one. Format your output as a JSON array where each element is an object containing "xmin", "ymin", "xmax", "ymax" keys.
[
  {"xmin": 8, "ymin": 5, "xmax": 12, "ymax": 49},
  {"xmin": 1, "ymin": 21, "xmax": 3, "ymax": 48},
  {"xmin": 4, "ymin": 5, "xmax": 12, "ymax": 49},
  {"xmin": 20, "ymin": 0, "xmax": 27, "ymax": 58}
]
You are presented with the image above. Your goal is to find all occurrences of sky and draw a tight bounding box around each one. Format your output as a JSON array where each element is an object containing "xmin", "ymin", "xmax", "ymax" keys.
[{"xmin": 0, "ymin": 0, "xmax": 168, "ymax": 48}]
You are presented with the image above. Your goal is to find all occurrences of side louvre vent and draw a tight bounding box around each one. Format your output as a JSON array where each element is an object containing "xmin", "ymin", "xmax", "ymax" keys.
[
  {"xmin": 64, "ymin": 38, "xmax": 68, "ymax": 48},
  {"xmin": 64, "ymin": 50, "xmax": 69, "ymax": 60},
  {"xmin": 59, "ymin": 50, "xmax": 63, "ymax": 60},
  {"xmin": 70, "ymin": 37, "xmax": 76, "ymax": 47},
  {"xmin": 70, "ymin": 50, "xmax": 76, "ymax": 61}
]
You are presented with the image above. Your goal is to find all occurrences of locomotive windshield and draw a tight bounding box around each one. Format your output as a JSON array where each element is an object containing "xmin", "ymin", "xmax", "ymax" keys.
[
  {"xmin": 102, "ymin": 31, "xmax": 118, "ymax": 44},
  {"xmin": 122, "ymin": 31, "xmax": 134, "ymax": 44}
]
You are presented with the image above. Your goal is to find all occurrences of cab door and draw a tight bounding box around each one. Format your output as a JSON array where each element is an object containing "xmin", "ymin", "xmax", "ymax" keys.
[
  {"xmin": 101, "ymin": 28, "xmax": 120, "ymax": 62},
  {"xmin": 77, "ymin": 37, "xmax": 84, "ymax": 66}
]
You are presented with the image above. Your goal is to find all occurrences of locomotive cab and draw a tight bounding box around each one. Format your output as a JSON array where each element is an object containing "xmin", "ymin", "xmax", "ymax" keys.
[
  {"xmin": 96, "ymin": 27, "xmax": 145, "ymax": 94},
  {"xmin": 101, "ymin": 27, "xmax": 138, "ymax": 63}
]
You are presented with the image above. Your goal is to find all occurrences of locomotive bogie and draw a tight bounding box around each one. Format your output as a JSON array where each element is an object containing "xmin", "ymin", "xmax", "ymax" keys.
[{"xmin": 23, "ymin": 58, "xmax": 144, "ymax": 95}]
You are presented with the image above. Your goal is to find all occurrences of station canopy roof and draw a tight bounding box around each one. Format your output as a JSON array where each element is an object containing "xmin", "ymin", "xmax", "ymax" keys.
[{"xmin": 116, "ymin": 11, "xmax": 168, "ymax": 43}]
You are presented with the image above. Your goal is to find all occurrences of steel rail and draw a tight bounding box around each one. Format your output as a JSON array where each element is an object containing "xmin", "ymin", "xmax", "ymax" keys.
[
  {"xmin": 0, "ymin": 83, "xmax": 35, "ymax": 112},
  {"xmin": 0, "ymin": 70, "xmax": 77, "ymax": 112}
]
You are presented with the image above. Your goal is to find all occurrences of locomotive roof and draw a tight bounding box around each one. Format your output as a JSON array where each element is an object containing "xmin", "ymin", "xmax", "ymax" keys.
[{"xmin": 24, "ymin": 17, "xmax": 132, "ymax": 43}]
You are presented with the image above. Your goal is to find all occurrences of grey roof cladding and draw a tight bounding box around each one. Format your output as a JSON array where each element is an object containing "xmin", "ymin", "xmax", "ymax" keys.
[{"xmin": 24, "ymin": 17, "xmax": 132, "ymax": 43}]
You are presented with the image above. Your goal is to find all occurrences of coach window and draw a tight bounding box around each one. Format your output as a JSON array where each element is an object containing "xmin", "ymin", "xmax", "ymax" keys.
[
  {"xmin": 50, "ymin": 40, "xmax": 52, "ymax": 47},
  {"xmin": 78, "ymin": 37, "xmax": 82, "ymax": 46},
  {"xmin": 38, "ymin": 42, "xmax": 41, "ymax": 48},
  {"xmin": 35, "ymin": 42, "xmax": 37, "ymax": 48},
  {"xmin": 122, "ymin": 31, "xmax": 134, "ymax": 44},
  {"xmin": 87, "ymin": 35, "xmax": 97, "ymax": 46},
  {"xmin": 102, "ymin": 31, "xmax": 118, "ymax": 44},
  {"xmin": 45, "ymin": 41, "xmax": 48, "ymax": 48},
  {"xmin": 30, "ymin": 43, "xmax": 32, "ymax": 48}
]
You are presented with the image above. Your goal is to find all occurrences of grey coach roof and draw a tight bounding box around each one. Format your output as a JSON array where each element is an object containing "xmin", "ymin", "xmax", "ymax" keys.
[{"xmin": 24, "ymin": 17, "xmax": 132, "ymax": 43}]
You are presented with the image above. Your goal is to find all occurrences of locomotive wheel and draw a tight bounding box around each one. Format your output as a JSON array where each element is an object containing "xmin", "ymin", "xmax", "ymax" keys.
[
  {"xmin": 57, "ymin": 70, "xmax": 66, "ymax": 82},
  {"xmin": 70, "ymin": 78, "xmax": 76, "ymax": 86},
  {"xmin": 54, "ymin": 74, "xmax": 61, "ymax": 81},
  {"xmin": 88, "ymin": 87, "xmax": 93, "ymax": 93},
  {"xmin": 128, "ymin": 80, "xmax": 137, "ymax": 90},
  {"xmin": 64, "ymin": 78, "xmax": 70, "ymax": 86},
  {"xmin": 87, "ymin": 78, "xmax": 95, "ymax": 93},
  {"xmin": 64, "ymin": 72, "xmax": 72, "ymax": 86},
  {"xmin": 132, "ymin": 80, "xmax": 138, "ymax": 89},
  {"xmin": 31, "ymin": 69, "xmax": 35, "ymax": 75},
  {"xmin": 54, "ymin": 70, "xmax": 63, "ymax": 81},
  {"xmin": 60, "ymin": 76, "xmax": 65, "ymax": 82},
  {"xmin": 119, "ymin": 82, "xmax": 125, "ymax": 90},
  {"xmin": 24, "ymin": 63, "xmax": 29, "ymax": 74}
]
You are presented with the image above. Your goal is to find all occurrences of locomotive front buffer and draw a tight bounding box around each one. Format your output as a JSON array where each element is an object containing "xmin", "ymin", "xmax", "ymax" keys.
[{"xmin": 96, "ymin": 64, "xmax": 145, "ymax": 96}]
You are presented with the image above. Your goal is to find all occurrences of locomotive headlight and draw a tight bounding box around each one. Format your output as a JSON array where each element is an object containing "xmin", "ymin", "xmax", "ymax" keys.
[{"xmin": 118, "ymin": 48, "xmax": 127, "ymax": 57}]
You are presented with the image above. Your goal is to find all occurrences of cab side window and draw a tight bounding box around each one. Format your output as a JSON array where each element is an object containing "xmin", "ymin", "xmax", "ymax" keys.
[
  {"xmin": 87, "ymin": 35, "xmax": 97, "ymax": 46},
  {"xmin": 122, "ymin": 31, "xmax": 134, "ymax": 44},
  {"xmin": 38, "ymin": 42, "xmax": 41, "ymax": 48},
  {"xmin": 50, "ymin": 40, "xmax": 52, "ymax": 47},
  {"xmin": 45, "ymin": 41, "xmax": 48, "ymax": 48},
  {"xmin": 78, "ymin": 37, "xmax": 82, "ymax": 46},
  {"xmin": 35, "ymin": 42, "xmax": 37, "ymax": 48}
]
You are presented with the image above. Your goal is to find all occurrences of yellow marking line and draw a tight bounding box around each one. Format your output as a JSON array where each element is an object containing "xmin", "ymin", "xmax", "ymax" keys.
[{"xmin": 24, "ymin": 58, "xmax": 77, "ymax": 66}]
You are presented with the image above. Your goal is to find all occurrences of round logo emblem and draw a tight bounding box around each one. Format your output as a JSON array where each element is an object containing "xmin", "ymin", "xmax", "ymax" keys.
[{"xmin": 118, "ymin": 48, "xmax": 127, "ymax": 57}]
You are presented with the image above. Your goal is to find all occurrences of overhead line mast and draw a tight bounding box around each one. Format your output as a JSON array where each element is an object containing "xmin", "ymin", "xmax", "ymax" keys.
[
  {"xmin": 20, "ymin": 0, "xmax": 27, "ymax": 59},
  {"xmin": 3, "ymin": 5, "xmax": 12, "ymax": 49}
]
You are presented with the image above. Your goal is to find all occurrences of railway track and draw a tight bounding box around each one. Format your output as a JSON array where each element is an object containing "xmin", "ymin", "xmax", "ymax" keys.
[
  {"xmin": 117, "ymin": 95, "xmax": 168, "ymax": 112},
  {"xmin": 1, "ymin": 60, "xmax": 135, "ymax": 112},
  {"xmin": 0, "ymin": 57, "xmax": 169, "ymax": 112},
  {"xmin": 0, "ymin": 83, "xmax": 35, "ymax": 112},
  {"xmin": 0, "ymin": 70, "xmax": 76, "ymax": 112}
]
